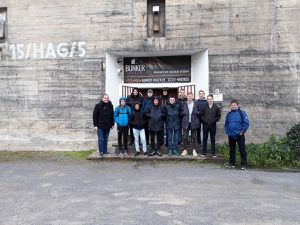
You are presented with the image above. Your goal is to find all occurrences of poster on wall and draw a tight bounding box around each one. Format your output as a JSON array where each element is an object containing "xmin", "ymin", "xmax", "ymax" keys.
[{"xmin": 123, "ymin": 56, "xmax": 191, "ymax": 83}]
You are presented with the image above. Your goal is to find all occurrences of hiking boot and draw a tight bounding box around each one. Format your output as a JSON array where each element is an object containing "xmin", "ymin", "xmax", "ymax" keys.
[
  {"xmin": 135, "ymin": 152, "xmax": 140, "ymax": 157},
  {"xmin": 173, "ymin": 150, "xmax": 180, "ymax": 156},
  {"xmin": 144, "ymin": 152, "xmax": 149, "ymax": 156}
]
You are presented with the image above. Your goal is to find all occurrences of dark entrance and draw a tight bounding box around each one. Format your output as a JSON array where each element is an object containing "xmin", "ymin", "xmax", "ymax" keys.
[{"xmin": 139, "ymin": 88, "xmax": 178, "ymax": 98}]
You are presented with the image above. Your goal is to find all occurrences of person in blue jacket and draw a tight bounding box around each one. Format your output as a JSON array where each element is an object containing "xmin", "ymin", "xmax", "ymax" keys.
[
  {"xmin": 114, "ymin": 97, "xmax": 131, "ymax": 155},
  {"xmin": 224, "ymin": 99, "xmax": 249, "ymax": 170}
]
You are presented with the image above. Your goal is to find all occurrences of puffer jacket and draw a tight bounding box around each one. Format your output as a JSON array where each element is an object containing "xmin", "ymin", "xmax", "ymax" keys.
[
  {"xmin": 114, "ymin": 97, "xmax": 131, "ymax": 127},
  {"xmin": 224, "ymin": 108, "xmax": 249, "ymax": 139}
]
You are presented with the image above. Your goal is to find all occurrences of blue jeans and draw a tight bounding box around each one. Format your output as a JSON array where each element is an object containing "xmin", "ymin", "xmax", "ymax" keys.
[
  {"xmin": 133, "ymin": 128, "xmax": 147, "ymax": 153},
  {"xmin": 98, "ymin": 128, "xmax": 110, "ymax": 155},
  {"xmin": 167, "ymin": 129, "xmax": 179, "ymax": 151}
]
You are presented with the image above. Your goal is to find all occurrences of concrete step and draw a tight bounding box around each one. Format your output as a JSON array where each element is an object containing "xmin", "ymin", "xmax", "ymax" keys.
[{"xmin": 87, "ymin": 149, "xmax": 225, "ymax": 163}]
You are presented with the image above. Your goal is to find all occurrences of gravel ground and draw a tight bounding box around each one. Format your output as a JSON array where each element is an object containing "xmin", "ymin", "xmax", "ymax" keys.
[{"xmin": 0, "ymin": 158, "xmax": 299, "ymax": 225}]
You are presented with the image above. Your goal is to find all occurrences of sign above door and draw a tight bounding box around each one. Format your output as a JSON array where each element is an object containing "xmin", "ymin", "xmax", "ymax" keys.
[{"xmin": 123, "ymin": 55, "xmax": 191, "ymax": 83}]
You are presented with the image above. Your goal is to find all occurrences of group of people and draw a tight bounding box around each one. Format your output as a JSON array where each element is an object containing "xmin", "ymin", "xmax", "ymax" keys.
[{"xmin": 93, "ymin": 87, "xmax": 250, "ymax": 170}]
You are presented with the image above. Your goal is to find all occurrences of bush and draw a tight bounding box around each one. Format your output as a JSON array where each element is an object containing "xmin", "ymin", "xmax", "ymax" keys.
[
  {"xmin": 286, "ymin": 123, "xmax": 300, "ymax": 160},
  {"xmin": 217, "ymin": 134, "xmax": 299, "ymax": 169}
]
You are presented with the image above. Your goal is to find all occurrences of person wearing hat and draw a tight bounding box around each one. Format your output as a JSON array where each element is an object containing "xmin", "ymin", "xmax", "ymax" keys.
[
  {"xmin": 126, "ymin": 87, "xmax": 143, "ymax": 145},
  {"xmin": 147, "ymin": 96, "xmax": 165, "ymax": 156},
  {"xmin": 142, "ymin": 89, "xmax": 154, "ymax": 146}
]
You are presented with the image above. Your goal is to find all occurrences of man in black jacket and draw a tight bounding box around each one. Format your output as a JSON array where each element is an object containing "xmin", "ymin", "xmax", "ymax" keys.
[
  {"xmin": 197, "ymin": 90, "xmax": 207, "ymax": 147},
  {"xmin": 165, "ymin": 96, "xmax": 181, "ymax": 157},
  {"xmin": 93, "ymin": 94, "xmax": 114, "ymax": 156},
  {"xmin": 200, "ymin": 94, "xmax": 221, "ymax": 158},
  {"xmin": 147, "ymin": 96, "xmax": 165, "ymax": 156}
]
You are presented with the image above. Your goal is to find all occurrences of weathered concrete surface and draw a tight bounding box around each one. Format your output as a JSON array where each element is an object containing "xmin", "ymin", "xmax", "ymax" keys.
[
  {"xmin": 0, "ymin": 0, "xmax": 299, "ymax": 150},
  {"xmin": 0, "ymin": 160, "xmax": 299, "ymax": 225}
]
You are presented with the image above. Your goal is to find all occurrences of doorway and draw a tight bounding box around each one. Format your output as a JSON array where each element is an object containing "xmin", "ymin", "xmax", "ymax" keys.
[{"xmin": 139, "ymin": 88, "xmax": 178, "ymax": 98}]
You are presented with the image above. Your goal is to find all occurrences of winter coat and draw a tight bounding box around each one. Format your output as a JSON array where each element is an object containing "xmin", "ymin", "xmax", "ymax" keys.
[
  {"xmin": 147, "ymin": 105, "xmax": 165, "ymax": 131},
  {"xmin": 129, "ymin": 108, "xmax": 147, "ymax": 130},
  {"xmin": 181, "ymin": 100, "xmax": 200, "ymax": 130},
  {"xmin": 93, "ymin": 101, "xmax": 114, "ymax": 129},
  {"xmin": 224, "ymin": 108, "xmax": 249, "ymax": 139},
  {"xmin": 126, "ymin": 93, "xmax": 143, "ymax": 110},
  {"xmin": 165, "ymin": 103, "xmax": 181, "ymax": 130},
  {"xmin": 197, "ymin": 99, "xmax": 207, "ymax": 110},
  {"xmin": 160, "ymin": 95, "xmax": 169, "ymax": 108},
  {"xmin": 114, "ymin": 97, "xmax": 131, "ymax": 127},
  {"xmin": 142, "ymin": 96, "xmax": 153, "ymax": 113},
  {"xmin": 201, "ymin": 103, "xmax": 221, "ymax": 127}
]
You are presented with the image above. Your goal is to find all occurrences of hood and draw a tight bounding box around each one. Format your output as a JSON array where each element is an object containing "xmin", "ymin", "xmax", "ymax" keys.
[
  {"xmin": 119, "ymin": 97, "xmax": 126, "ymax": 106},
  {"xmin": 152, "ymin": 96, "xmax": 160, "ymax": 107}
]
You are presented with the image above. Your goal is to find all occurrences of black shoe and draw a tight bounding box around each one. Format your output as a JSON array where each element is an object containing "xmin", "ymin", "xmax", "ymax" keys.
[
  {"xmin": 144, "ymin": 152, "xmax": 148, "ymax": 156},
  {"xmin": 157, "ymin": 151, "xmax": 162, "ymax": 156},
  {"xmin": 149, "ymin": 151, "xmax": 156, "ymax": 156},
  {"xmin": 135, "ymin": 152, "xmax": 140, "ymax": 157},
  {"xmin": 240, "ymin": 166, "xmax": 247, "ymax": 170},
  {"xmin": 226, "ymin": 164, "xmax": 235, "ymax": 169}
]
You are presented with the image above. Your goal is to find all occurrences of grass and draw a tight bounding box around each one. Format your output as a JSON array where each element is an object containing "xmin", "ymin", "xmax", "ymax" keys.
[{"xmin": 0, "ymin": 150, "xmax": 95, "ymax": 162}]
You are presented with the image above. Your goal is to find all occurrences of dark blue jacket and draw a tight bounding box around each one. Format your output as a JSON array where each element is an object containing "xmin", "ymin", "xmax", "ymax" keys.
[
  {"xmin": 197, "ymin": 99, "xmax": 207, "ymax": 111},
  {"xmin": 224, "ymin": 108, "xmax": 249, "ymax": 139},
  {"xmin": 142, "ymin": 96, "xmax": 153, "ymax": 113},
  {"xmin": 181, "ymin": 100, "xmax": 200, "ymax": 130},
  {"xmin": 114, "ymin": 97, "xmax": 132, "ymax": 127},
  {"xmin": 165, "ymin": 102, "xmax": 181, "ymax": 130},
  {"xmin": 147, "ymin": 105, "xmax": 165, "ymax": 131}
]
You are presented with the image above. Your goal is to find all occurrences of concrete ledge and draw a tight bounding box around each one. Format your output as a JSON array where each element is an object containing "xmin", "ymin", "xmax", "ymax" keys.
[{"xmin": 87, "ymin": 150, "xmax": 225, "ymax": 163}]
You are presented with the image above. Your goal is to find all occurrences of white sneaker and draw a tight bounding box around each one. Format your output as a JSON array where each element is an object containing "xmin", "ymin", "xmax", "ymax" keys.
[
  {"xmin": 192, "ymin": 149, "xmax": 198, "ymax": 157},
  {"xmin": 181, "ymin": 149, "xmax": 188, "ymax": 156}
]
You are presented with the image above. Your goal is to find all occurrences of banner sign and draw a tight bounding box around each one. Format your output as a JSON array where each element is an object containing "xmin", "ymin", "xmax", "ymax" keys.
[{"xmin": 124, "ymin": 56, "xmax": 191, "ymax": 83}]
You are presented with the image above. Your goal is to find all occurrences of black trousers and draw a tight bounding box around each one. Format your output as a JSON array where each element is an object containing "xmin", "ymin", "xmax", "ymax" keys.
[
  {"xmin": 150, "ymin": 130, "xmax": 163, "ymax": 152},
  {"xmin": 202, "ymin": 124, "xmax": 217, "ymax": 155},
  {"xmin": 183, "ymin": 123, "xmax": 197, "ymax": 150},
  {"xmin": 229, "ymin": 135, "xmax": 247, "ymax": 167},
  {"xmin": 197, "ymin": 122, "xmax": 202, "ymax": 145},
  {"xmin": 118, "ymin": 126, "xmax": 128, "ymax": 152},
  {"xmin": 129, "ymin": 126, "xmax": 134, "ymax": 144},
  {"xmin": 144, "ymin": 121, "xmax": 150, "ymax": 145}
]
